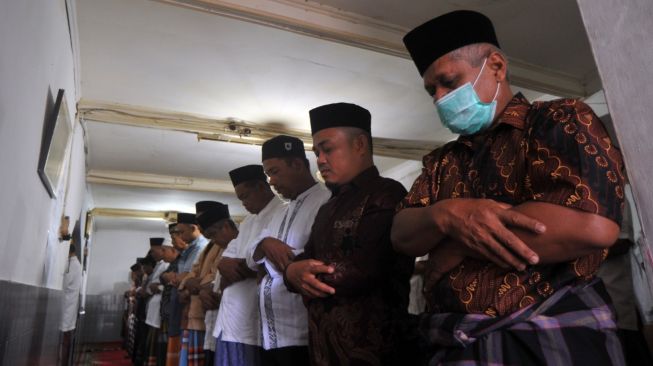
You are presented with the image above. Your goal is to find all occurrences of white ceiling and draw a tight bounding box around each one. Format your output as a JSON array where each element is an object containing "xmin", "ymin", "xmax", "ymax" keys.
[
  {"xmin": 313, "ymin": 0, "xmax": 597, "ymax": 79},
  {"xmin": 76, "ymin": 0, "xmax": 601, "ymax": 230}
]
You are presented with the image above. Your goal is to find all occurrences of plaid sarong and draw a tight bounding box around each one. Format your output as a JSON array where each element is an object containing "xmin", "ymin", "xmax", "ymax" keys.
[
  {"xmin": 166, "ymin": 335, "xmax": 181, "ymax": 366},
  {"xmin": 156, "ymin": 324, "xmax": 169, "ymax": 366},
  {"xmin": 145, "ymin": 326, "xmax": 164, "ymax": 366},
  {"xmin": 127, "ymin": 313, "xmax": 137, "ymax": 357},
  {"xmin": 421, "ymin": 278, "xmax": 625, "ymax": 365},
  {"xmin": 179, "ymin": 329, "xmax": 205, "ymax": 366}
]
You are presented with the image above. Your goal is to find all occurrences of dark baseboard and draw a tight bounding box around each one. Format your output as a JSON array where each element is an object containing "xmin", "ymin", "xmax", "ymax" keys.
[{"xmin": 0, "ymin": 280, "xmax": 62, "ymax": 366}]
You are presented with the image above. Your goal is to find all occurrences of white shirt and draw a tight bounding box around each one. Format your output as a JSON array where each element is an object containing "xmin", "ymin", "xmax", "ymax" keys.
[
  {"xmin": 60, "ymin": 256, "xmax": 82, "ymax": 332},
  {"xmin": 145, "ymin": 260, "xmax": 170, "ymax": 328},
  {"xmin": 247, "ymin": 183, "xmax": 331, "ymax": 349},
  {"xmin": 213, "ymin": 196, "xmax": 285, "ymax": 345}
]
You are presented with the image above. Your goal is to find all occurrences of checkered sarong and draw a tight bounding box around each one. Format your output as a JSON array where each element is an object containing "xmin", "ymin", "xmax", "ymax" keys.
[
  {"xmin": 420, "ymin": 278, "xmax": 625, "ymax": 365},
  {"xmin": 179, "ymin": 329, "xmax": 205, "ymax": 366}
]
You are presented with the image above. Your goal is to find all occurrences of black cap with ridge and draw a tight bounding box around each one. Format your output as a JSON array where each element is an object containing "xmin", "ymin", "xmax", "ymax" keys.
[
  {"xmin": 229, "ymin": 165, "xmax": 267, "ymax": 187},
  {"xmin": 309, "ymin": 103, "xmax": 371, "ymax": 135},
  {"xmin": 195, "ymin": 201, "xmax": 221, "ymax": 216},
  {"xmin": 262, "ymin": 135, "xmax": 306, "ymax": 161},
  {"xmin": 403, "ymin": 10, "xmax": 500, "ymax": 76},
  {"xmin": 176, "ymin": 212, "xmax": 196, "ymax": 225},
  {"xmin": 196, "ymin": 203, "xmax": 230, "ymax": 230},
  {"xmin": 149, "ymin": 237, "xmax": 164, "ymax": 246}
]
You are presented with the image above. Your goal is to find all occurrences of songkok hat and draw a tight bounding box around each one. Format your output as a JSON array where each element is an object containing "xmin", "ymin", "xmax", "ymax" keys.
[
  {"xmin": 309, "ymin": 103, "xmax": 371, "ymax": 135},
  {"xmin": 130, "ymin": 263, "xmax": 141, "ymax": 271},
  {"xmin": 262, "ymin": 135, "xmax": 306, "ymax": 161},
  {"xmin": 196, "ymin": 203, "xmax": 230, "ymax": 230},
  {"xmin": 176, "ymin": 212, "xmax": 196, "ymax": 225},
  {"xmin": 139, "ymin": 255, "xmax": 156, "ymax": 267},
  {"xmin": 403, "ymin": 10, "xmax": 500, "ymax": 76},
  {"xmin": 149, "ymin": 237, "xmax": 164, "ymax": 246},
  {"xmin": 229, "ymin": 165, "xmax": 267, "ymax": 187},
  {"xmin": 195, "ymin": 201, "xmax": 222, "ymax": 216}
]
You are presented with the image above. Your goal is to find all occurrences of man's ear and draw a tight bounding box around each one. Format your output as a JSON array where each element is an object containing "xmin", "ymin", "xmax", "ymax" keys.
[
  {"xmin": 488, "ymin": 50, "xmax": 507, "ymax": 82},
  {"xmin": 354, "ymin": 134, "xmax": 369, "ymax": 155}
]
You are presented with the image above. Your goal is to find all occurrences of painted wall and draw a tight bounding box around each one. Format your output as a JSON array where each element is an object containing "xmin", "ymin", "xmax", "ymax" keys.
[
  {"xmin": 0, "ymin": 0, "xmax": 88, "ymax": 364},
  {"xmin": 577, "ymin": 0, "xmax": 653, "ymax": 322},
  {"xmin": 86, "ymin": 223, "xmax": 170, "ymax": 295},
  {"xmin": 0, "ymin": 0, "xmax": 84, "ymax": 288},
  {"xmin": 82, "ymin": 222, "xmax": 170, "ymax": 342}
]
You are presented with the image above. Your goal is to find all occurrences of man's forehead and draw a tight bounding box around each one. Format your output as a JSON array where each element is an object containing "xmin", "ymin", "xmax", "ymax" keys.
[
  {"xmin": 312, "ymin": 128, "xmax": 344, "ymax": 147},
  {"xmin": 424, "ymin": 55, "xmax": 474, "ymax": 82},
  {"xmin": 262, "ymin": 157, "xmax": 283, "ymax": 171}
]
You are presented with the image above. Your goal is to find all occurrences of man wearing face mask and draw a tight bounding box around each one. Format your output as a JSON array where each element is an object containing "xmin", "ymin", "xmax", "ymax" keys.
[{"xmin": 392, "ymin": 10, "xmax": 626, "ymax": 365}]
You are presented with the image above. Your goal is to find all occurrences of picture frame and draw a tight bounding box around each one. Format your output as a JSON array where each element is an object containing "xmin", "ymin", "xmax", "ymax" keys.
[{"xmin": 38, "ymin": 89, "xmax": 72, "ymax": 198}]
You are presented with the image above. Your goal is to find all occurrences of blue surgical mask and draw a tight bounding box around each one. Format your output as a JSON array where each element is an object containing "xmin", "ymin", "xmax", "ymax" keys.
[{"xmin": 435, "ymin": 58, "xmax": 500, "ymax": 135}]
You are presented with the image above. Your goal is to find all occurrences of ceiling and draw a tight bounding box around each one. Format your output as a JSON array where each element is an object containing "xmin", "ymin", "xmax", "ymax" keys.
[{"xmin": 75, "ymin": 0, "xmax": 604, "ymax": 231}]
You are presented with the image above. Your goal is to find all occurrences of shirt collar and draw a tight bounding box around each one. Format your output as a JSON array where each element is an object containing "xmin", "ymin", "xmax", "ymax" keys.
[
  {"xmin": 455, "ymin": 92, "xmax": 530, "ymax": 148},
  {"xmin": 493, "ymin": 92, "xmax": 530, "ymax": 130},
  {"xmin": 258, "ymin": 195, "xmax": 283, "ymax": 217},
  {"xmin": 330, "ymin": 165, "xmax": 379, "ymax": 195},
  {"xmin": 181, "ymin": 241, "xmax": 198, "ymax": 257},
  {"xmin": 295, "ymin": 182, "xmax": 321, "ymax": 201}
]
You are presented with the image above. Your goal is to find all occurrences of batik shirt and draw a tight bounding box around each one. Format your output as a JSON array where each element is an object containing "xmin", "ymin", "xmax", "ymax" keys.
[
  {"xmin": 295, "ymin": 166, "xmax": 415, "ymax": 365},
  {"xmin": 398, "ymin": 93, "xmax": 625, "ymax": 317}
]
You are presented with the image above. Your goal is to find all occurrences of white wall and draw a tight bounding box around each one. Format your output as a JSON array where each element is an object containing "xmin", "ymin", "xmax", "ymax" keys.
[
  {"xmin": 86, "ymin": 223, "xmax": 169, "ymax": 295},
  {"xmin": 577, "ymin": 0, "xmax": 653, "ymax": 321},
  {"xmin": 0, "ymin": 0, "xmax": 86, "ymax": 288},
  {"xmin": 381, "ymin": 160, "xmax": 423, "ymax": 190}
]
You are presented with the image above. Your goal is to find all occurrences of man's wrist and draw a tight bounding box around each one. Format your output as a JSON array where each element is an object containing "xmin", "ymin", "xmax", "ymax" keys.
[{"xmin": 431, "ymin": 200, "xmax": 450, "ymax": 236}]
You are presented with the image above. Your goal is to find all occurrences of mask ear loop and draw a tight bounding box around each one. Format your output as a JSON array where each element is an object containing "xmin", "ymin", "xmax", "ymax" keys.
[
  {"xmin": 491, "ymin": 80, "xmax": 500, "ymax": 102},
  {"xmin": 473, "ymin": 57, "xmax": 501, "ymax": 102},
  {"xmin": 472, "ymin": 58, "xmax": 488, "ymax": 87}
]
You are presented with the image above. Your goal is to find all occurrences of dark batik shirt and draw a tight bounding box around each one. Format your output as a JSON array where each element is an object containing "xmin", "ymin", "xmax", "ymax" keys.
[
  {"xmin": 296, "ymin": 166, "xmax": 415, "ymax": 366},
  {"xmin": 160, "ymin": 257, "xmax": 179, "ymax": 330},
  {"xmin": 399, "ymin": 93, "xmax": 625, "ymax": 317}
]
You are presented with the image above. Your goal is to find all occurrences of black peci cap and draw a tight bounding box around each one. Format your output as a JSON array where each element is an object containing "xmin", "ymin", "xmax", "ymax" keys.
[
  {"xmin": 261, "ymin": 135, "xmax": 306, "ymax": 161},
  {"xmin": 309, "ymin": 103, "xmax": 371, "ymax": 135},
  {"xmin": 229, "ymin": 165, "xmax": 267, "ymax": 187},
  {"xmin": 403, "ymin": 10, "xmax": 500, "ymax": 76}
]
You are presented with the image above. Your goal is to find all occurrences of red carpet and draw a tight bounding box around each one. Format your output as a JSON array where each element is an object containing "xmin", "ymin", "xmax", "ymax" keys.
[{"xmin": 78, "ymin": 342, "xmax": 132, "ymax": 366}]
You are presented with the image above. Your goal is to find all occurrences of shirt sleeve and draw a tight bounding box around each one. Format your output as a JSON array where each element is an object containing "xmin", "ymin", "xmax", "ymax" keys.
[
  {"xmin": 179, "ymin": 247, "xmax": 205, "ymax": 289},
  {"xmin": 526, "ymin": 99, "xmax": 625, "ymax": 224},
  {"xmin": 244, "ymin": 229, "xmax": 269, "ymax": 270},
  {"xmin": 396, "ymin": 148, "xmax": 442, "ymax": 211}
]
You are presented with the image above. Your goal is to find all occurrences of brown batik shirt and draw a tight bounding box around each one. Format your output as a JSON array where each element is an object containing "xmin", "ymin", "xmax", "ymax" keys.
[
  {"xmin": 294, "ymin": 166, "xmax": 415, "ymax": 366},
  {"xmin": 398, "ymin": 93, "xmax": 625, "ymax": 317}
]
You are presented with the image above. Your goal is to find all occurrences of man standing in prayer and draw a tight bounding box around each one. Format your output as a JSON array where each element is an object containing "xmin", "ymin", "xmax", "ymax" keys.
[
  {"xmin": 285, "ymin": 103, "xmax": 416, "ymax": 365},
  {"xmin": 178, "ymin": 202, "xmax": 237, "ymax": 366},
  {"xmin": 160, "ymin": 226, "xmax": 182, "ymax": 366},
  {"xmin": 246, "ymin": 135, "xmax": 331, "ymax": 365},
  {"xmin": 213, "ymin": 165, "xmax": 284, "ymax": 366},
  {"xmin": 144, "ymin": 238, "xmax": 169, "ymax": 366},
  {"xmin": 392, "ymin": 10, "xmax": 626, "ymax": 365},
  {"xmin": 59, "ymin": 243, "xmax": 82, "ymax": 366}
]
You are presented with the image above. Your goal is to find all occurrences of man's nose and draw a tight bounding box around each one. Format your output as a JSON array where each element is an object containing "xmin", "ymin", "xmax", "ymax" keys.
[
  {"xmin": 316, "ymin": 153, "xmax": 327, "ymax": 165},
  {"xmin": 434, "ymin": 89, "xmax": 448, "ymax": 103}
]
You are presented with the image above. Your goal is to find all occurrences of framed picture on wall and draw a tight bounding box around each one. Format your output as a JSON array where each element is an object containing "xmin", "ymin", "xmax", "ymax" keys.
[{"xmin": 38, "ymin": 89, "xmax": 72, "ymax": 198}]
